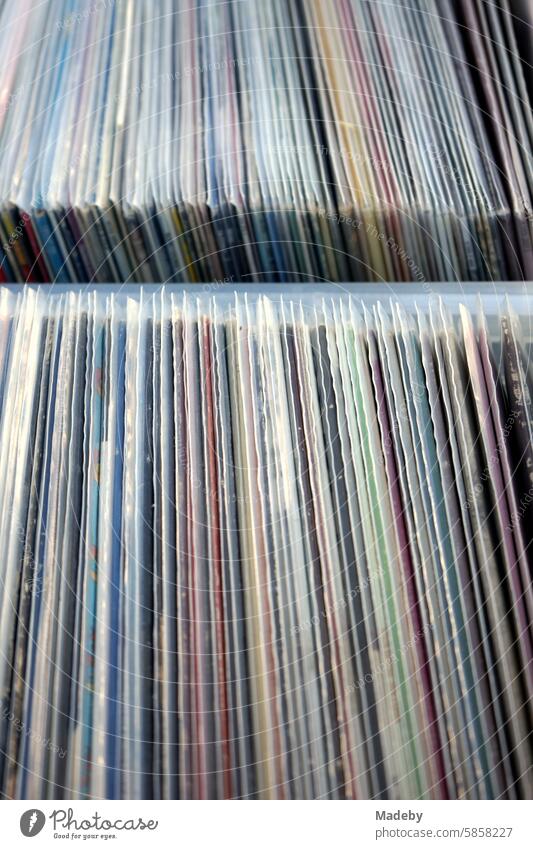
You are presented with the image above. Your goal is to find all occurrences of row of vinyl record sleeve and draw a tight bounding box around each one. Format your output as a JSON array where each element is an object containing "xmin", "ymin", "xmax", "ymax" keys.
[
  {"xmin": 0, "ymin": 288, "xmax": 532, "ymax": 800},
  {"xmin": 0, "ymin": 0, "xmax": 531, "ymax": 283}
]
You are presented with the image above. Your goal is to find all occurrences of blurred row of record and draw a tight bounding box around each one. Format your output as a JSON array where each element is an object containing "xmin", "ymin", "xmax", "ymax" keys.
[{"xmin": 0, "ymin": 0, "xmax": 531, "ymax": 284}]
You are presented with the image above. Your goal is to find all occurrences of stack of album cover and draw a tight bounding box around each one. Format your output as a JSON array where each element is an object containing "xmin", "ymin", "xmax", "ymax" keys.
[
  {"xmin": 0, "ymin": 287, "xmax": 531, "ymax": 800},
  {"xmin": 0, "ymin": 0, "xmax": 531, "ymax": 284}
]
